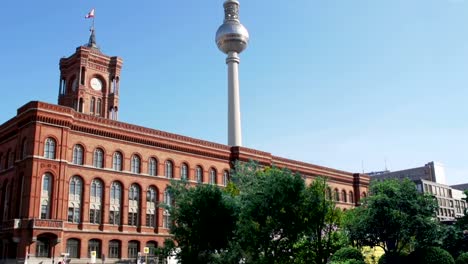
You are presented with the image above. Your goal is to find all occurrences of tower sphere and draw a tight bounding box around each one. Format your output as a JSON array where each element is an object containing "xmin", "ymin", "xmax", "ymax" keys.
[{"xmin": 215, "ymin": 0, "xmax": 249, "ymax": 54}]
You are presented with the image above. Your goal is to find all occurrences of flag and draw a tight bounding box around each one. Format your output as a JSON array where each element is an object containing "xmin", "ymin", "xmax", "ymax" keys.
[{"xmin": 85, "ymin": 8, "xmax": 95, "ymax": 19}]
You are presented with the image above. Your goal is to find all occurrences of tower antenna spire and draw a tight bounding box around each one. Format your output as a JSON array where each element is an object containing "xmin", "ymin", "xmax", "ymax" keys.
[{"xmin": 216, "ymin": 0, "xmax": 249, "ymax": 147}]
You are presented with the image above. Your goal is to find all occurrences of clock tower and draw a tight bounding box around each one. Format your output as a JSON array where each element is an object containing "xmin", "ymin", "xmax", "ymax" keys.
[{"xmin": 58, "ymin": 29, "xmax": 123, "ymax": 120}]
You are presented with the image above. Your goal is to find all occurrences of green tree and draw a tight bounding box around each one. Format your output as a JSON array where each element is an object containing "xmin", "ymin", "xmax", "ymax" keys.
[
  {"xmin": 300, "ymin": 177, "xmax": 347, "ymax": 264},
  {"xmin": 163, "ymin": 181, "xmax": 239, "ymax": 264},
  {"xmin": 342, "ymin": 179, "xmax": 438, "ymax": 257},
  {"xmin": 233, "ymin": 163, "xmax": 306, "ymax": 264}
]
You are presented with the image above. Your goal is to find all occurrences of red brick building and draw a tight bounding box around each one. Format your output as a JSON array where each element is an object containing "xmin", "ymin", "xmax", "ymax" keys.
[{"xmin": 0, "ymin": 37, "xmax": 369, "ymax": 263}]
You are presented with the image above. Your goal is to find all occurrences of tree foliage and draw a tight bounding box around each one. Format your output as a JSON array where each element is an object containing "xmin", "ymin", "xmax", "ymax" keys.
[
  {"xmin": 233, "ymin": 163, "xmax": 306, "ymax": 263},
  {"xmin": 164, "ymin": 181, "xmax": 239, "ymax": 264},
  {"xmin": 342, "ymin": 179, "xmax": 438, "ymax": 255}
]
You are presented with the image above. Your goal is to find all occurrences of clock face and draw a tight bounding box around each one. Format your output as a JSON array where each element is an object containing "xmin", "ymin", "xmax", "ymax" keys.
[{"xmin": 90, "ymin": 77, "xmax": 102, "ymax": 91}]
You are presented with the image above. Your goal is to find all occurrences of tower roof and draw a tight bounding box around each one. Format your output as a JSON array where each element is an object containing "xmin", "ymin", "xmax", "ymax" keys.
[{"xmin": 86, "ymin": 28, "xmax": 100, "ymax": 50}]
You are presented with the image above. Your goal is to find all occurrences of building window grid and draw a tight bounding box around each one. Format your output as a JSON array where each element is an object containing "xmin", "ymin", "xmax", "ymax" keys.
[
  {"xmin": 68, "ymin": 176, "xmax": 82, "ymax": 223},
  {"xmin": 108, "ymin": 240, "xmax": 120, "ymax": 258},
  {"xmin": 148, "ymin": 158, "xmax": 157, "ymax": 176},
  {"xmin": 66, "ymin": 239, "xmax": 79, "ymax": 258},
  {"xmin": 146, "ymin": 187, "xmax": 157, "ymax": 227},
  {"xmin": 40, "ymin": 174, "xmax": 52, "ymax": 219},
  {"xmin": 128, "ymin": 184, "xmax": 140, "ymax": 226},
  {"xmin": 88, "ymin": 239, "xmax": 101, "ymax": 258},
  {"xmin": 165, "ymin": 161, "xmax": 173, "ymax": 178},
  {"xmin": 196, "ymin": 166, "xmax": 203, "ymax": 183},
  {"xmin": 223, "ymin": 171, "xmax": 229, "ymax": 186},
  {"xmin": 131, "ymin": 155, "xmax": 141, "ymax": 174},
  {"xmin": 44, "ymin": 138, "xmax": 56, "ymax": 159},
  {"xmin": 93, "ymin": 149, "xmax": 104, "ymax": 168},
  {"xmin": 128, "ymin": 241, "xmax": 139, "ymax": 259},
  {"xmin": 163, "ymin": 190, "xmax": 172, "ymax": 229},
  {"xmin": 210, "ymin": 169, "xmax": 217, "ymax": 185},
  {"xmin": 90, "ymin": 180, "xmax": 103, "ymax": 224},
  {"xmin": 72, "ymin": 145, "xmax": 84, "ymax": 165},
  {"xmin": 113, "ymin": 152, "xmax": 123, "ymax": 171},
  {"xmin": 181, "ymin": 164, "xmax": 188, "ymax": 180},
  {"xmin": 36, "ymin": 239, "xmax": 50, "ymax": 257},
  {"xmin": 110, "ymin": 182, "xmax": 122, "ymax": 225}
]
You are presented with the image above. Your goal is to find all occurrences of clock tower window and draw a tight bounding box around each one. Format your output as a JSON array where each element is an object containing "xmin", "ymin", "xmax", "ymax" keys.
[
  {"xmin": 96, "ymin": 99, "xmax": 102, "ymax": 116},
  {"xmin": 80, "ymin": 67, "xmax": 86, "ymax": 85},
  {"xmin": 90, "ymin": 97, "xmax": 95, "ymax": 113},
  {"xmin": 78, "ymin": 98, "xmax": 84, "ymax": 113}
]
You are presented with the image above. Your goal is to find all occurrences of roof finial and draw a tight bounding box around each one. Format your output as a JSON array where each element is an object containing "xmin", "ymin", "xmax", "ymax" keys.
[
  {"xmin": 84, "ymin": 8, "xmax": 99, "ymax": 50},
  {"xmin": 87, "ymin": 27, "xmax": 99, "ymax": 50}
]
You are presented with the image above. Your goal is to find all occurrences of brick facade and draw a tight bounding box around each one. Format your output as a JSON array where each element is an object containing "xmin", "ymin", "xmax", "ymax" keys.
[{"xmin": 0, "ymin": 45, "xmax": 369, "ymax": 263}]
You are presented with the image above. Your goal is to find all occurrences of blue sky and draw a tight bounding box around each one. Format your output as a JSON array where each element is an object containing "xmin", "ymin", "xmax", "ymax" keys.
[{"xmin": 1, "ymin": 0, "xmax": 467, "ymax": 184}]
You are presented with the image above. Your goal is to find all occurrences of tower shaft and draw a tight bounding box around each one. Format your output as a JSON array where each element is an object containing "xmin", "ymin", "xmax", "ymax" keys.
[{"xmin": 227, "ymin": 51, "xmax": 242, "ymax": 146}]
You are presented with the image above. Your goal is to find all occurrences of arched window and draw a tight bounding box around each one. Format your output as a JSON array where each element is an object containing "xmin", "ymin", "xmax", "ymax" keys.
[
  {"xmin": 96, "ymin": 99, "xmax": 102, "ymax": 116},
  {"xmin": 334, "ymin": 188, "xmax": 340, "ymax": 201},
  {"xmin": 180, "ymin": 163, "xmax": 188, "ymax": 180},
  {"xmin": 349, "ymin": 191, "xmax": 354, "ymax": 204},
  {"xmin": 148, "ymin": 158, "xmax": 157, "ymax": 176},
  {"xmin": 40, "ymin": 174, "xmax": 52, "ymax": 219},
  {"xmin": 68, "ymin": 176, "xmax": 83, "ymax": 223},
  {"xmin": 196, "ymin": 166, "xmax": 203, "ymax": 183},
  {"xmin": 72, "ymin": 144, "xmax": 84, "ymax": 165},
  {"xmin": 128, "ymin": 241, "xmax": 139, "ymax": 259},
  {"xmin": 7, "ymin": 150, "xmax": 14, "ymax": 168},
  {"xmin": 88, "ymin": 239, "xmax": 101, "ymax": 258},
  {"xmin": 113, "ymin": 152, "xmax": 122, "ymax": 171},
  {"xmin": 163, "ymin": 189, "xmax": 172, "ymax": 228},
  {"xmin": 326, "ymin": 187, "xmax": 332, "ymax": 200},
  {"xmin": 93, "ymin": 148, "xmax": 104, "ymax": 168},
  {"xmin": 209, "ymin": 168, "xmax": 217, "ymax": 184},
  {"xmin": 90, "ymin": 97, "xmax": 95, "ymax": 113},
  {"xmin": 3, "ymin": 182, "xmax": 10, "ymax": 220},
  {"xmin": 362, "ymin": 192, "xmax": 367, "ymax": 198},
  {"xmin": 109, "ymin": 182, "xmax": 122, "ymax": 225},
  {"xmin": 108, "ymin": 240, "xmax": 121, "ymax": 259},
  {"xmin": 66, "ymin": 239, "xmax": 80, "ymax": 258},
  {"xmin": 90, "ymin": 179, "xmax": 103, "ymax": 224},
  {"xmin": 131, "ymin": 155, "xmax": 141, "ymax": 174},
  {"xmin": 44, "ymin": 138, "xmax": 56, "ymax": 159},
  {"xmin": 128, "ymin": 184, "xmax": 140, "ymax": 226},
  {"xmin": 146, "ymin": 187, "xmax": 158, "ymax": 228},
  {"xmin": 21, "ymin": 138, "xmax": 28, "ymax": 159},
  {"xmin": 146, "ymin": 241, "xmax": 158, "ymax": 256},
  {"xmin": 341, "ymin": 190, "xmax": 347, "ymax": 203},
  {"xmin": 36, "ymin": 237, "xmax": 50, "ymax": 257},
  {"xmin": 223, "ymin": 170, "xmax": 229, "ymax": 186},
  {"xmin": 78, "ymin": 98, "xmax": 84, "ymax": 113},
  {"xmin": 165, "ymin": 161, "xmax": 173, "ymax": 178}
]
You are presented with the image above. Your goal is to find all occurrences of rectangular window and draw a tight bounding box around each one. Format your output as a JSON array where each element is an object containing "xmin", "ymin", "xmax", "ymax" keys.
[
  {"xmin": 146, "ymin": 213, "xmax": 156, "ymax": 228},
  {"xmin": 41, "ymin": 204, "xmax": 48, "ymax": 219},
  {"xmin": 128, "ymin": 212, "xmax": 138, "ymax": 226},
  {"xmin": 109, "ymin": 243, "xmax": 120, "ymax": 258},
  {"xmin": 110, "ymin": 211, "xmax": 120, "ymax": 225},
  {"xmin": 90, "ymin": 209, "xmax": 101, "ymax": 224}
]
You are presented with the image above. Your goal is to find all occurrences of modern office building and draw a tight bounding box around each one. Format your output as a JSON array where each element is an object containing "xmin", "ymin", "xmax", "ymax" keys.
[{"xmin": 369, "ymin": 162, "xmax": 467, "ymax": 222}]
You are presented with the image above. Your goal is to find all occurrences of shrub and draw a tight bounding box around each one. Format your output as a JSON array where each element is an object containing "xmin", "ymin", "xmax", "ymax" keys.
[
  {"xmin": 378, "ymin": 253, "xmax": 407, "ymax": 264},
  {"xmin": 408, "ymin": 247, "xmax": 454, "ymax": 264},
  {"xmin": 456, "ymin": 252, "xmax": 468, "ymax": 264},
  {"xmin": 331, "ymin": 247, "xmax": 364, "ymax": 262},
  {"xmin": 330, "ymin": 260, "xmax": 366, "ymax": 264}
]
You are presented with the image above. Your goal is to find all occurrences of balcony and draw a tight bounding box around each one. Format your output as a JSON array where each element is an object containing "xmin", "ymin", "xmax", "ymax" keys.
[{"xmin": 30, "ymin": 219, "xmax": 64, "ymax": 230}]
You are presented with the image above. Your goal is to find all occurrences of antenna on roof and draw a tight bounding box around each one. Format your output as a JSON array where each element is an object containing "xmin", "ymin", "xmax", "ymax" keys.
[
  {"xmin": 384, "ymin": 157, "xmax": 388, "ymax": 171},
  {"xmin": 361, "ymin": 160, "xmax": 365, "ymax": 174}
]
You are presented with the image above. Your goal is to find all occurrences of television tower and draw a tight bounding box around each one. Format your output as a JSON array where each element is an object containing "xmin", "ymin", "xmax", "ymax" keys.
[{"xmin": 216, "ymin": 0, "xmax": 249, "ymax": 147}]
